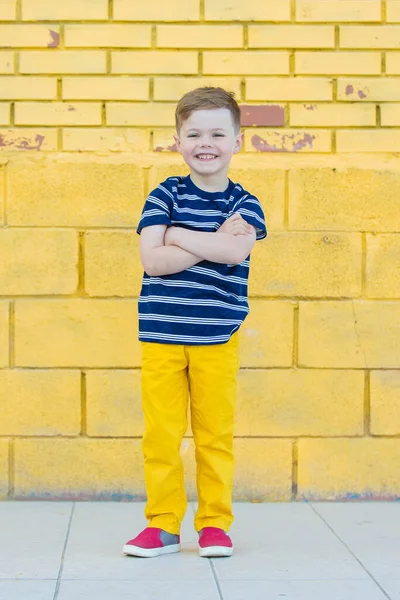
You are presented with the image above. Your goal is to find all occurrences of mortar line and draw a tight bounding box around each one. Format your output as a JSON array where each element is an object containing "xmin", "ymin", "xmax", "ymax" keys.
[
  {"xmin": 53, "ymin": 503, "xmax": 76, "ymax": 600},
  {"xmin": 310, "ymin": 504, "xmax": 392, "ymax": 600}
]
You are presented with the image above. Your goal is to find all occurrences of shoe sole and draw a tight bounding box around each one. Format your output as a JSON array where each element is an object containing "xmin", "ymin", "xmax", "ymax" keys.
[
  {"xmin": 123, "ymin": 543, "xmax": 181, "ymax": 558},
  {"xmin": 199, "ymin": 545, "xmax": 233, "ymax": 558}
]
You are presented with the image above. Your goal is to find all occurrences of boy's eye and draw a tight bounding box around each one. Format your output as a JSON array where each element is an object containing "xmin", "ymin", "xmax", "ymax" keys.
[
  {"xmin": 214, "ymin": 133, "xmax": 224, "ymax": 137},
  {"xmin": 187, "ymin": 133, "xmax": 198, "ymax": 138}
]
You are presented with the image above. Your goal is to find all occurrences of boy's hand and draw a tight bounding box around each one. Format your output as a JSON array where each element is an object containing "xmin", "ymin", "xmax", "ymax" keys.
[
  {"xmin": 218, "ymin": 213, "xmax": 253, "ymax": 236},
  {"xmin": 164, "ymin": 226, "xmax": 178, "ymax": 246}
]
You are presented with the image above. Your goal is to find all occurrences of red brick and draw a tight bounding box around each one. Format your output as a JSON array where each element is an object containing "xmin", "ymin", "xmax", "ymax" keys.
[{"xmin": 240, "ymin": 104, "xmax": 285, "ymax": 127}]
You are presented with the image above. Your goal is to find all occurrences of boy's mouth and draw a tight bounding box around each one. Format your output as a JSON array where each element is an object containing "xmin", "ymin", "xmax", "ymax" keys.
[{"xmin": 195, "ymin": 154, "xmax": 218, "ymax": 161}]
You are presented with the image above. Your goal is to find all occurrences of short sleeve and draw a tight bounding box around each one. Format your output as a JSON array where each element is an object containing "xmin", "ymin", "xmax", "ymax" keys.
[
  {"xmin": 234, "ymin": 194, "xmax": 267, "ymax": 240},
  {"xmin": 137, "ymin": 180, "xmax": 173, "ymax": 234}
]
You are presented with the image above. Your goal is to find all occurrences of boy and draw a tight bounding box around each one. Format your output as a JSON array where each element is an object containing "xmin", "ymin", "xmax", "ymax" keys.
[{"xmin": 123, "ymin": 87, "xmax": 266, "ymax": 559}]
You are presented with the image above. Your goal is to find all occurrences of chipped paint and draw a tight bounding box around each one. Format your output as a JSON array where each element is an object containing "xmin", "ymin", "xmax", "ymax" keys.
[
  {"xmin": 358, "ymin": 90, "xmax": 367, "ymax": 99},
  {"xmin": 48, "ymin": 29, "xmax": 60, "ymax": 48},
  {"xmin": 345, "ymin": 84, "xmax": 354, "ymax": 95},
  {"xmin": 154, "ymin": 143, "xmax": 178, "ymax": 152},
  {"xmin": 252, "ymin": 132, "xmax": 316, "ymax": 153},
  {"xmin": 304, "ymin": 104, "xmax": 317, "ymax": 111},
  {"xmin": 67, "ymin": 105, "xmax": 76, "ymax": 112},
  {"xmin": 0, "ymin": 133, "xmax": 45, "ymax": 150}
]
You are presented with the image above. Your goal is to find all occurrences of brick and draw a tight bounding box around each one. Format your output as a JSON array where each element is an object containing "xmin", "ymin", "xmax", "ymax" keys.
[
  {"xmin": 0, "ymin": 371, "xmax": 80, "ymax": 435},
  {"xmin": 204, "ymin": 51, "xmax": 289, "ymax": 75},
  {"xmin": 0, "ymin": 230, "xmax": 78, "ymax": 294},
  {"xmin": 337, "ymin": 130, "xmax": 400, "ymax": 153},
  {"xmin": 370, "ymin": 371, "xmax": 400, "ymax": 435},
  {"xmin": 62, "ymin": 128, "xmax": 149, "ymax": 152},
  {"xmin": 239, "ymin": 301, "xmax": 293, "ymax": 367},
  {"xmin": 381, "ymin": 103, "xmax": 400, "ymax": 125},
  {"xmin": 296, "ymin": 52, "xmax": 381, "ymax": 75},
  {"xmin": 86, "ymin": 370, "xmax": 143, "ymax": 437},
  {"xmin": 366, "ymin": 234, "xmax": 400, "ymax": 298},
  {"xmin": 65, "ymin": 24, "xmax": 151, "ymax": 48},
  {"xmin": 245, "ymin": 129, "xmax": 331, "ymax": 153},
  {"xmin": 157, "ymin": 25, "xmax": 243, "ymax": 48},
  {"xmin": 338, "ymin": 78, "xmax": 400, "ymax": 100},
  {"xmin": 85, "ymin": 231, "xmax": 143, "ymax": 297},
  {"xmin": 298, "ymin": 439, "xmax": 400, "ymax": 500},
  {"xmin": 249, "ymin": 25, "xmax": 335, "ymax": 48},
  {"xmin": 246, "ymin": 77, "xmax": 333, "ymax": 101},
  {"xmin": 0, "ymin": 440, "xmax": 8, "ymax": 498},
  {"xmin": 240, "ymin": 104, "xmax": 284, "ymax": 126},
  {"xmin": 152, "ymin": 129, "xmax": 179, "ymax": 152},
  {"xmin": 299, "ymin": 301, "xmax": 400, "ymax": 368},
  {"xmin": 290, "ymin": 103, "xmax": 376, "ymax": 126},
  {"xmin": 63, "ymin": 77, "xmax": 148, "ymax": 101},
  {"xmin": 250, "ymin": 232, "xmax": 362, "ymax": 298},
  {"xmin": 386, "ymin": 52, "xmax": 400, "ymax": 74},
  {"xmin": 8, "ymin": 158, "xmax": 144, "ymax": 227},
  {"xmin": 113, "ymin": 0, "xmax": 199, "ymax": 21},
  {"xmin": 22, "ymin": 0, "xmax": 108, "ymax": 20},
  {"xmin": 296, "ymin": 0, "xmax": 381, "ymax": 22},
  {"xmin": 112, "ymin": 51, "xmax": 197, "ymax": 75},
  {"xmin": 289, "ymin": 168, "xmax": 400, "ymax": 232},
  {"xmin": 388, "ymin": 1, "xmax": 400, "ymax": 22},
  {"xmin": 0, "ymin": 129, "xmax": 57, "ymax": 151},
  {"xmin": 154, "ymin": 77, "xmax": 241, "ymax": 101},
  {"xmin": 204, "ymin": 0, "xmax": 291, "ymax": 21},
  {"xmin": 20, "ymin": 51, "xmax": 106, "ymax": 74},
  {"xmin": 0, "ymin": 52, "xmax": 14, "ymax": 74},
  {"xmin": 0, "ymin": 302, "xmax": 8, "ymax": 368},
  {"xmin": 0, "ymin": 0, "xmax": 16, "ymax": 20},
  {"xmin": 15, "ymin": 102, "xmax": 102, "ymax": 126},
  {"xmin": 341, "ymin": 26, "xmax": 400, "ymax": 48},
  {"xmin": 0, "ymin": 103, "xmax": 9, "ymax": 125},
  {"xmin": 0, "ymin": 77, "xmax": 56, "ymax": 99},
  {"xmin": 0, "ymin": 25, "xmax": 60, "ymax": 47},
  {"xmin": 14, "ymin": 439, "xmax": 145, "ymax": 499},
  {"xmin": 236, "ymin": 369, "xmax": 364, "ymax": 436},
  {"xmin": 227, "ymin": 167, "xmax": 286, "ymax": 230},
  {"xmin": 233, "ymin": 439, "xmax": 292, "ymax": 501},
  {"xmin": 107, "ymin": 102, "xmax": 175, "ymax": 126},
  {"xmin": 15, "ymin": 300, "xmax": 140, "ymax": 368}
]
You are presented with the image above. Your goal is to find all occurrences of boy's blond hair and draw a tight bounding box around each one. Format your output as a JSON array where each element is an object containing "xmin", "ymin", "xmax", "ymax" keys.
[{"xmin": 175, "ymin": 87, "xmax": 241, "ymax": 134}]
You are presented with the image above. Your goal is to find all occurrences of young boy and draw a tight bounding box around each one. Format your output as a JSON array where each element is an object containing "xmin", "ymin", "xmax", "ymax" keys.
[{"xmin": 123, "ymin": 87, "xmax": 266, "ymax": 559}]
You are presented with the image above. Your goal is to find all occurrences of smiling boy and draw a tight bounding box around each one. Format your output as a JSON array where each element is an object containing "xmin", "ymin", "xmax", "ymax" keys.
[{"xmin": 123, "ymin": 87, "xmax": 267, "ymax": 559}]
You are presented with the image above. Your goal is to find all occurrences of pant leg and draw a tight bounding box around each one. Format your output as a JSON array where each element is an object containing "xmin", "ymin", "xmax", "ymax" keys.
[
  {"xmin": 141, "ymin": 341, "xmax": 189, "ymax": 535},
  {"xmin": 187, "ymin": 334, "xmax": 239, "ymax": 533}
]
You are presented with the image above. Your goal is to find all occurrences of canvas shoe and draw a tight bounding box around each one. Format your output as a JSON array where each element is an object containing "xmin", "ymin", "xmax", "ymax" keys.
[
  {"xmin": 198, "ymin": 527, "xmax": 233, "ymax": 558},
  {"xmin": 123, "ymin": 527, "xmax": 180, "ymax": 558}
]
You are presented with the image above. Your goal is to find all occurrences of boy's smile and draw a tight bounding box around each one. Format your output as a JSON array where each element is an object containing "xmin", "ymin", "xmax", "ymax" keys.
[{"xmin": 174, "ymin": 108, "xmax": 243, "ymax": 191}]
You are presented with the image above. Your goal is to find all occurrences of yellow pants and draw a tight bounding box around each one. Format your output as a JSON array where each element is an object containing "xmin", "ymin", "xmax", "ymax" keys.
[{"xmin": 141, "ymin": 333, "xmax": 239, "ymax": 535}]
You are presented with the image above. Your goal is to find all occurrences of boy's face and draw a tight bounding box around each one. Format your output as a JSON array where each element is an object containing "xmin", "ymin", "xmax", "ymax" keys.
[{"xmin": 174, "ymin": 108, "xmax": 243, "ymax": 183}]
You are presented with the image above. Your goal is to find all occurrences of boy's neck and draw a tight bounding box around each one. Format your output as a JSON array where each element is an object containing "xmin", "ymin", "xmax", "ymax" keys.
[{"xmin": 189, "ymin": 171, "xmax": 230, "ymax": 193}]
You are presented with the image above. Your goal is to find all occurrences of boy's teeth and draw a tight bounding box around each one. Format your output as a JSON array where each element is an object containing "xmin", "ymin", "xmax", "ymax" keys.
[{"xmin": 198, "ymin": 155, "xmax": 215, "ymax": 159}]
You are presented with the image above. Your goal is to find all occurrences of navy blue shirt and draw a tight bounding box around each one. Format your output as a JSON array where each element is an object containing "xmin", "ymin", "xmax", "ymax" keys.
[{"xmin": 137, "ymin": 175, "xmax": 267, "ymax": 345}]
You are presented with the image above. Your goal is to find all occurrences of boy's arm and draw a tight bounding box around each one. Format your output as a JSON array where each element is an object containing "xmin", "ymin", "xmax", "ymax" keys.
[
  {"xmin": 165, "ymin": 225, "xmax": 257, "ymax": 265},
  {"xmin": 140, "ymin": 224, "xmax": 203, "ymax": 277}
]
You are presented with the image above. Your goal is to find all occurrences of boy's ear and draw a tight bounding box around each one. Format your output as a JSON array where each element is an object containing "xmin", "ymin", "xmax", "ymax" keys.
[
  {"xmin": 233, "ymin": 131, "xmax": 244, "ymax": 154},
  {"xmin": 173, "ymin": 133, "xmax": 182, "ymax": 154}
]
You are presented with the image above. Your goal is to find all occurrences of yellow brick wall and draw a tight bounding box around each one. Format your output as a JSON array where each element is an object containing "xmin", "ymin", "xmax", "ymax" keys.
[{"xmin": 0, "ymin": 0, "xmax": 400, "ymax": 502}]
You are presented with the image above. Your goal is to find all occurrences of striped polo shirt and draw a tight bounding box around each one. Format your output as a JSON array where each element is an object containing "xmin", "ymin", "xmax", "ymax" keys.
[{"xmin": 137, "ymin": 175, "xmax": 267, "ymax": 345}]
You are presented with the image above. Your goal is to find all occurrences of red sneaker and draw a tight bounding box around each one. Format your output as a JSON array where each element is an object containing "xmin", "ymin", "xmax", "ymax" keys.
[
  {"xmin": 198, "ymin": 527, "xmax": 233, "ymax": 558},
  {"xmin": 123, "ymin": 527, "xmax": 180, "ymax": 558}
]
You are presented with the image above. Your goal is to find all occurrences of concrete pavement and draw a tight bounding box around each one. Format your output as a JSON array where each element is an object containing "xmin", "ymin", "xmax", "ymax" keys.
[{"xmin": 0, "ymin": 501, "xmax": 399, "ymax": 599}]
